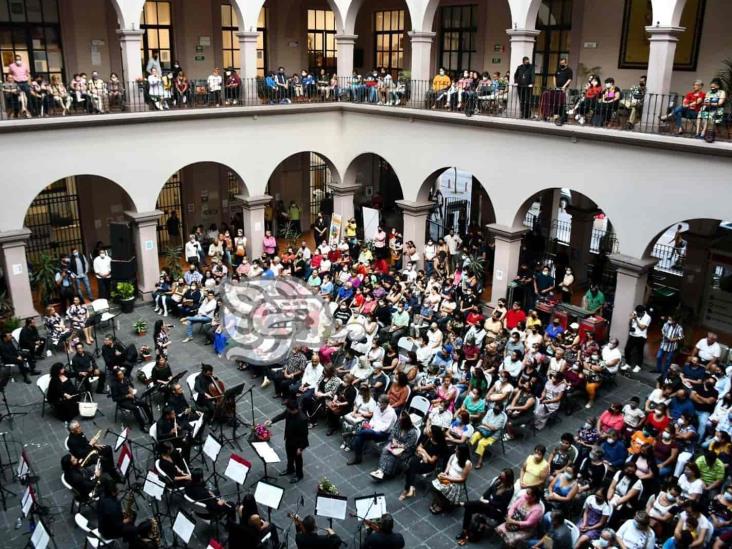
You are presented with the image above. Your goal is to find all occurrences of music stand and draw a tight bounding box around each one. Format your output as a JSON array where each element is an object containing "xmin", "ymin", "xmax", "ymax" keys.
[
  {"xmin": 223, "ymin": 453, "xmax": 251, "ymax": 503},
  {"xmin": 215, "ymin": 382, "xmax": 247, "ymax": 449},
  {"xmin": 315, "ymin": 493, "xmax": 348, "ymax": 529},
  {"xmin": 140, "ymin": 469, "xmax": 175, "ymax": 535},
  {"xmin": 202, "ymin": 434, "xmax": 225, "ymax": 492},
  {"xmin": 27, "ymin": 518, "xmax": 56, "ymax": 549},
  {"xmin": 172, "ymin": 509, "xmax": 196, "ymax": 547},
  {"xmin": 353, "ymin": 493, "xmax": 387, "ymax": 548},
  {"xmin": 253, "ymin": 480, "xmax": 284, "ymax": 523},
  {"xmin": 249, "ymin": 439, "xmax": 280, "ymax": 483},
  {"xmin": 0, "ymin": 384, "xmax": 28, "ymax": 426}
]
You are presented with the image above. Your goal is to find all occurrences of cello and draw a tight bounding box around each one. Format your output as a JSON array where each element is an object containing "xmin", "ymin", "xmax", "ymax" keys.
[{"xmin": 209, "ymin": 373, "xmax": 235, "ymax": 421}]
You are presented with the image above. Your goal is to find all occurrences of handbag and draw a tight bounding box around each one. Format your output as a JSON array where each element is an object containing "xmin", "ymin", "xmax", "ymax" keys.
[{"xmin": 78, "ymin": 392, "xmax": 98, "ymax": 418}]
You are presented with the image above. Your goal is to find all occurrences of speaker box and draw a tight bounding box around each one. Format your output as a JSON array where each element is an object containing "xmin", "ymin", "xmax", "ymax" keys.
[
  {"xmin": 111, "ymin": 258, "xmax": 137, "ymax": 281},
  {"xmin": 109, "ymin": 222, "xmax": 135, "ymax": 260}
]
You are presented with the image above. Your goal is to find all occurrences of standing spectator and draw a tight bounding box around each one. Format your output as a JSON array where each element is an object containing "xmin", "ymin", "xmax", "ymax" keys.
[
  {"xmin": 656, "ymin": 315, "xmax": 684, "ymax": 375},
  {"xmin": 513, "ymin": 56, "xmax": 534, "ymax": 119},
  {"xmin": 55, "ymin": 259, "xmax": 76, "ymax": 312},
  {"xmin": 624, "ymin": 305, "xmax": 651, "ymax": 374},
  {"xmin": 185, "ymin": 235, "xmax": 202, "ymax": 265},
  {"xmin": 165, "ymin": 211, "xmax": 180, "ymax": 245},
  {"xmin": 207, "ymin": 68, "xmax": 223, "ymax": 106},
  {"xmin": 68, "ymin": 247, "xmax": 93, "ymax": 302},
  {"xmin": 263, "ymin": 230, "xmax": 277, "ymax": 259},
  {"xmin": 93, "ymin": 248, "xmax": 112, "ymax": 299},
  {"xmin": 7, "ymin": 53, "xmax": 31, "ymax": 98},
  {"xmin": 288, "ymin": 201, "xmax": 301, "ymax": 233},
  {"xmin": 145, "ymin": 50, "xmax": 162, "ymax": 76}
]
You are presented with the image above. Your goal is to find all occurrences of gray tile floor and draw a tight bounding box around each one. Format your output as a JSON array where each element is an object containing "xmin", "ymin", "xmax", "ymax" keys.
[{"xmin": 0, "ymin": 304, "xmax": 656, "ymax": 548}]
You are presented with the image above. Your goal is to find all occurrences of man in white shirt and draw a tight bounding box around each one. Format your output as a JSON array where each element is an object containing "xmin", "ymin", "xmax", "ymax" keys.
[
  {"xmin": 443, "ymin": 229, "xmax": 462, "ymax": 271},
  {"xmin": 603, "ymin": 338, "xmax": 623, "ymax": 374},
  {"xmin": 185, "ymin": 235, "xmax": 202, "ymax": 264},
  {"xmin": 297, "ymin": 355, "xmax": 324, "ymax": 419},
  {"xmin": 181, "ymin": 292, "xmax": 216, "ymax": 342},
  {"xmin": 92, "ymin": 249, "xmax": 112, "ymax": 299},
  {"xmin": 423, "ymin": 239, "xmax": 437, "ymax": 276},
  {"xmin": 692, "ymin": 332, "xmax": 721, "ymax": 366},
  {"xmin": 298, "ymin": 242, "xmax": 312, "ymax": 261},
  {"xmin": 616, "ymin": 511, "xmax": 655, "ymax": 549},
  {"xmin": 624, "ymin": 305, "xmax": 651, "ymax": 373},
  {"xmin": 348, "ymin": 395, "xmax": 396, "ymax": 465}
]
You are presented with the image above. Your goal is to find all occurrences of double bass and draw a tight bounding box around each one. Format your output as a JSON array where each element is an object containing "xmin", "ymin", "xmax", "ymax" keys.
[{"xmin": 209, "ymin": 374, "xmax": 235, "ymax": 421}]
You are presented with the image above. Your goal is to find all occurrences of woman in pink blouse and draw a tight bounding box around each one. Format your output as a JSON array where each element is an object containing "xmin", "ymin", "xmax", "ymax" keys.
[
  {"xmin": 496, "ymin": 486, "xmax": 543, "ymax": 548},
  {"xmin": 262, "ymin": 230, "xmax": 277, "ymax": 258}
]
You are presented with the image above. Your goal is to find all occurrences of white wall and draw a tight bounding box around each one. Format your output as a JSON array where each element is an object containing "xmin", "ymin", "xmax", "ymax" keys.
[{"xmin": 2, "ymin": 105, "xmax": 731, "ymax": 261}]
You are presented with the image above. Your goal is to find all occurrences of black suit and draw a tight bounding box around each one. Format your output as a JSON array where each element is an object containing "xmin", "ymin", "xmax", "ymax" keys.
[
  {"xmin": 271, "ymin": 409, "xmax": 309, "ymax": 479},
  {"xmin": 65, "ymin": 466, "xmax": 96, "ymax": 497},
  {"xmin": 97, "ymin": 495, "xmax": 141, "ymax": 541},
  {"xmin": 0, "ymin": 339, "xmax": 29, "ymax": 375},
  {"xmin": 71, "ymin": 352, "xmax": 106, "ymax": 393},
  {"xmin": 67, "ymin": 431, "xmax": 117, "ymax": 477},
  {"xmin": 111, "ymin": 378, "xmax": 152, "ymax": 430},
  {"xmin": 18, "ymin": 325, "xmax": 44, "ymax": 367},
  {"xmin": 296, "ymin": 531, "xmax": 344, "ymax": 548},
  {"xmin": 101, "ymin": 343, "xmax": 126, "ymax": 372},
  {"xmin": 363, "ymin": 531, "xmax": 405, "ymax": 549}
]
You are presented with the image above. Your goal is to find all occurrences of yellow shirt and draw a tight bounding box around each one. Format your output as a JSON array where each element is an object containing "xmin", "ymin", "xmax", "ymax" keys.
[
  {"xmin": 522, "ymin": 457, "xmax": 549, "ymax": 487},
  {"xmin": 432, "ymin": 74, "xmax": 451, "ymax": 90},
  {"xmin": 526, "ymin": 317, "xmax": 542, "ymax": 329},
  {"xmin": 345, "ymin": 222, "xmax": 357, "ymax": 238}
]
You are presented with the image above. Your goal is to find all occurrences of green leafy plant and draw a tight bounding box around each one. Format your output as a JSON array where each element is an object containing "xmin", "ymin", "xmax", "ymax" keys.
[
  {"xmin": 133, "ymin": 318, "xmax": 148, "ymax": 335},
  {"xmin": 0, "ymin": 316, "xmax": 21, "ymax": 332},
  {"xmin": 112, "ymin": 281, "xmax": 136, "ymax": 301},
  {"xmin": 31, "ymin": 253, "xmax": 59, "ymax": 306},
  {"xmin": 0, "ymin": 290, "xmax": 14, "ymax": 319},
  {"xmin": 318, "ymin": 477, "xmax": 339, "ymax": 496},
  {"xmin": 716, "ymin": 58, "xmax": 732, "ymax": 94},
  {"xmin": 577, "ymin": 63, "xmax": 602, "ymax": 82},
  {"xmin": 464, "ymin": 254, "xmax": 486, "ymax": 280},
  {"xmin": 164, "ymin": 244, "xmax": 184, "ymax": 280}
]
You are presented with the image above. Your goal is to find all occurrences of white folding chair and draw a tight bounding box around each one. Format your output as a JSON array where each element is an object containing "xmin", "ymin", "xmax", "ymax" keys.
[
  {"xmin": 37, "ymin": 373, "xmax": 51, "ymax": 417},
  {"xmin": 186, "ymin": 372, "xmax": 200, "ymax": 401},
  {"xmin": 63, "ymin": 436, "xmax": 70, "ymax": 451},
  {"xmin": 148, "ymin": 423, "xmax": 158, "ymax": 442},
  {"xmin": 138, "ymin": 361, "xmax": 155, "ymax": 386},
  {"xmin": 408, "ymin": 395, "xmax": 431, "ymax": 429},
  {"xmin": 183, "ymin": 493, "xmax": 212, "ymax": 524},
  {"xmin": 566, "ymin": 519, "xmax": 580, "ymax": 546},
  {"xmin": 74, "ymin": 512, "xmax": 115, "ymax": 548},
  {"xmin": 11, "ymin": 327, "xmax": 22, "ymax": 347}
]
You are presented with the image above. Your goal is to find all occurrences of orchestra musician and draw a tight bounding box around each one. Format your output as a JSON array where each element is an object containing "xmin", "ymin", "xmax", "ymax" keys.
[
  {"xmin": 246, "ymin": 513, "xmax": 280, "ymax": 548},
  {"xmin": 194, "ymin": 363, "xmax": 221, "ymax": 419},
  {"xmin": 156, "ymin": 406, "xmax": 192, "ymax": 461},
  {"xmin": 97, "ymin": 476, "xmax": 144, "ymax": 542},
  {"xmin": 18, "ymin": 317, "xmax": 46, "ymax": 369},
  {"xmin": 149, "ymin": 355, "xmax": 173, "ymax": 390},
  {"xmin": 110, "ymin": 368, "xmax": 153, "ymax": 431},
  {"xmin": 184, "ymin": 468, "xmax": 235, "ymax": 519},
  {"xmin": 101, "ymin": 334, "xmax": 127, "ymax": 373},
  {"xmin": 362, "ymin": 514, "xmax": 405, "ymax": 549},
  {"xmin": 47, "ymin": 362, "xmax": 79, "ymax": 422},
  {"xmin": 60, "ymin": 453, "xmax": 100, "ymax": 499},
  {"xmin": 157, "ymin": 441, "xmax": 191, "ymax": 488},
  {"xmin": 128, "ymin": 519, "xmax": 161, "ymax": 549},
  {"xmin": 66, "ymin": 420, "xmax": 121, "ymax": 482},
  {"xmin": 166, "ymin": 383, "xmax": 196, "ymax": 421},
  {"xmin": 70, "ymin": 342, "xmax": 106, "ymax": 394},
  {"xmin": 294, "ymin": 514, "xmax": 344, "ymax": 548}
]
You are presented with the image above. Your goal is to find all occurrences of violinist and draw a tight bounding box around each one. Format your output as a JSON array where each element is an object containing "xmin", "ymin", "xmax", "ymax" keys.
[
  {"xmin": 67, "ymin": 421, "xmax": 120, "ymax": 481},
  {"xmin": 156, "ymin": 406, "xmax": 192, "ymax": 461},
  {"xmin": 194, "ymin": 363, "xmax": 220, "ymax": 418},
  {"xmin": 110, "ymin": 368, "xmax": 152, "ymax": 431},
  {"xmin": 295, "ymin": 514, "xmax": 343, "ymax": 548},
  {"xmin": 47, "ymin": 362, "xmax": 79, "ymax": 423},
  {"xmin": 184, "ymin": 468, "xmax": 235, "ymax": 520},
  {"xmin": 363, "ymin": 514, "xmax": 405, "ymax": 549}
]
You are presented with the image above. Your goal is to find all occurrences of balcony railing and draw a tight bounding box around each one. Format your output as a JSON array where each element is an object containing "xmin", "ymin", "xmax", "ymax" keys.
[
  {"xmin": 2, "ymin": 78, "xmax": 730, "ymax": 142},
  {"xmin": 651, "ymin": 242, "xmax": 685, "ymax": 276}
]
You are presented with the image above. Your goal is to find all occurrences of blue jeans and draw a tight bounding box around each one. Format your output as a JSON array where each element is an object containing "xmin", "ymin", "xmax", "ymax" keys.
[
  {"xmin": 351, "ymin": 429, "xmax": 389, "ymax": 458},
  {"xmin": 696, "ymin": 411, "xmax": 711, "ymax": 438},
  {"xmin": 75, "ymin": 275, "xmax": 94, "ymax": 302},
  {"xmin": 185, "ymin": 315, "xmax": 212, "ymax": 337},
  {"xmin": 672, "ymin": 106, "xmax": 698, "ymax": 128},
  {"xmin": 656, "ymin": 348, "xmax": 675, "ymax": 374}
]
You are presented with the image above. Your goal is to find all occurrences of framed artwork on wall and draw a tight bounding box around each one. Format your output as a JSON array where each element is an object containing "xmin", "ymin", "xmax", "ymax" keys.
[{"xmin": 618, "ymin": 0, "xmax": 706, "ymax": 71}]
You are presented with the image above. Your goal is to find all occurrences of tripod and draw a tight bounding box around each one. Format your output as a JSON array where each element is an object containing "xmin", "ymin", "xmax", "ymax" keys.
[{"xmin": 0, "ymin": 387, "xmax": 28, "ymax": 425}]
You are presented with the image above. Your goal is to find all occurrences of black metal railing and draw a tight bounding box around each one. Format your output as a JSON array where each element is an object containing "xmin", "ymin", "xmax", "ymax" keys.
[
  {"xmin": 1, "ymin": 78, "xmax": 729, "ymax": 142},
  {"xmin": 651, "ymin": 242, "xmax": 685, "ymax": 276}
]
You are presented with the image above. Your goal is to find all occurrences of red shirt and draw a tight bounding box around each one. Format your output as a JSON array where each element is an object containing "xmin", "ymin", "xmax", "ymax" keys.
[
  {"xmin": 646, "ymin": 411, "xmax": 670, "ymax": 434},
  {"xmin": 465, "ymin": 311, "xmax": 484, "ymax": 326},
  {"xmin": 505, "ymin": 309, "xmax": 526, "ymax": 329},
  {"xmin": 684, "ymin": 90, "xmax": 705, "ymax": 111}
]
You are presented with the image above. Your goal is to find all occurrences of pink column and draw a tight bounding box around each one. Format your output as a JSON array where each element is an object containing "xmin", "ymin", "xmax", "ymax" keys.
[
  {"xmin": 237, "ymin": 194, "xmax": 272, "ymax": 259},
  {"xmin": 125, "ymin": 210, "xmax": 163, "ymax": 301},
  {"xmin": 487, "ymin": 224, "xmax": 529, "ymax": 306},
  {"xmin": 0, "ymin": 229, "xmax": 36, "ymax": 318},
  {"xmin": 609, "ymin": 254, "xmax": 657, "ymax": 349}
]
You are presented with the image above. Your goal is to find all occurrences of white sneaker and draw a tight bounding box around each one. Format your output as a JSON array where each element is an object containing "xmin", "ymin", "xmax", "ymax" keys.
[
  {"xmin": 621, "ymin": 364, "xmax": 631, "ymax": 371},
  {"xmin": 261, "ymin": 378, "xmax": 271, "ymax": 389},
  {"xmin": 369, "ymin": 470, "xmax": 384, "ymax": 480},
  {"xmin": 153, "ymin": 308, "xmax": 160, "ymax": 313},
  {"xmin": 585, "ymin": 402, "xmax": 592, "ymax": 409},
  {"xmin": 340, "ymin": 442, "xmax": 346, "ymax": 449},
  {"xmin": 163, "ymin": 312, "xmax": 168, "ymax": 317},
  {"xmin": 46, "ymin": 350, "xmax": 52, "ymax": 357},
  {"xmin": 632, "ymin": 365, "xmax": 641, "ymax": 373},
  {"xmin": 182, "ymin": 337, "xmax": 192, "ymax": 343}
]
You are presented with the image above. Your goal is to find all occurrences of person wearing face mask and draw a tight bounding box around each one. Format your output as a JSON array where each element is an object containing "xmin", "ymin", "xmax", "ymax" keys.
[
  {"xmin": 660, "ymin": 79, "xmax": 705, "ymax": 136},
  {"xmin": 607, "ymin": 462, "xmax": 643, "ymax": 527},
  {"xmin": 68, "ymin": 247, "xmax": 93, "ymax": 302},
  {"xmin": 552, "ymin": 57, "xmax": 573, "ymax": 124},
  {"xmin": 696, "ymin": 77, "xmax": 727, "ymax": 139},
  {"xmin": 274, "ymin": 66, "xmax": 289, "ymax": 103},
  {"xmin": 592, "ymin": 77, "xmax": 622, "ymax": 127},
  {"xmin": 533, "ymin": 264, "xmax": 555, "ymax": 305},
  {"xmin": 616, "ymin": 511, "xmax": 655, "ymax": 549},
  {"xmin": 646, "ymin": 484, "xmax": 681, "ymax": 535},
  {"xmin": 513, "ymin": 56, "xmax": 534, "ymax": 119},
  {"xmin": 469, "ymin": 403, "xmax": 507, "ymax": 469},
  {"xmin": 601, "ymin": 428, "xmax": 628, "ymax": 470},
  {"xmin": 569, "ymin": 74, "xmax": 602, "ymax": 126},
  {"xmin": 708, "ymin": 485, "xmax": 732, "ymax": 548},
  {"xmin": 429, "ymin": 67, "xmax": 451, "ymax": 109},
  {"xmin": 92, "ymin": 248, "xmax": 112, "ymax": 299},
  {"xmin": 694, "ymin": 448, "xmax": 726, "ymax": 494}
]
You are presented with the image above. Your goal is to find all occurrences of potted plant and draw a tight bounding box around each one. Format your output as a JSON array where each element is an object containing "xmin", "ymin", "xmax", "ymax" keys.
[
  {"xmin": 317, "ymin": 477, "xmax": 339, "ymax": 496},
  {"xmin": 31, "ymin": 253, "xmax": 60, "ymax": 309},
  {"xmin": 133, "ymin": 318, "xmax": 148, "ymax": 336},
  {"xmin": 112, "ymin": 281, "xmax": 137, "ymax": 314},
  {"xmin": 163, "ymin": 245, "xmax": 184, "ymax": 281},
  {"xmin": 0, "ymin": 316, "xmax": 21, "ymax": 333}
]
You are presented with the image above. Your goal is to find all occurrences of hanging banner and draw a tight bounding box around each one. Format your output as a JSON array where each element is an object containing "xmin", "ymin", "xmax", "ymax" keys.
[
  {"xmin": 328, "ymin": 213, "xmax": 343, "ymax": 246},
  {"xmin": 362, "ymin": 207, "xmax": 380, "ymax": 243}
]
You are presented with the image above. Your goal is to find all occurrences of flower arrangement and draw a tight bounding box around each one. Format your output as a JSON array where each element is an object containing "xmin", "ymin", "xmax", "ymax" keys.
[
  {"xmin": 254, "ymin": 424, "xmax": 271, "ymax": 442},
  {"xmin": 318, "ymin": 477, "xmax": 339, "ymax": 496}
]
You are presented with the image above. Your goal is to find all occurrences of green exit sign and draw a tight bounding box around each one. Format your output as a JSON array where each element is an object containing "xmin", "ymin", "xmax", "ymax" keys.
[{"xmin": 195, "ymin": 55, "xmax": 205, "ymax": 61}]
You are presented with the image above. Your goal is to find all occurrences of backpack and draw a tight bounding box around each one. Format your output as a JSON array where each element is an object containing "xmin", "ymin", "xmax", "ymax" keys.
[{"xmin": 467, "ymin": 513, "xmax": 491, "ymax": 542}]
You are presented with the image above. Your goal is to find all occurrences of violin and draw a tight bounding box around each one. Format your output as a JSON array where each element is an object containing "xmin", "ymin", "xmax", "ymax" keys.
[{"xmin": 349, "ymin": 513, "xmax": 381, "ymax": 532}]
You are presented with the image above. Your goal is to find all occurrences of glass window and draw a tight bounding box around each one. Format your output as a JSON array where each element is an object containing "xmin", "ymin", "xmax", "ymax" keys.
[
  {"xmin": 0, "ymin": 0, "xmax": 63, "ymax": 81},
  {"xmin": 533, "ymin": 0, "xmax": 572, "ymax": 88},
  {"xmin": 140, "ymin": 1, "xmax": 174, "ymax": 74},
  {"xmin": 438, "ymin": 5, "xmax": 477, "ymax": 75},
  {"xmin": 374, "ymin": 9, "xmax": 405, "ymax": 77},
  {"xmin": 307, "ymin": 9, "xmax": 337, "ymax": 74},
  {"xmin": 221, "ymin": 2, "xmax": 266, "ymax": 77}
]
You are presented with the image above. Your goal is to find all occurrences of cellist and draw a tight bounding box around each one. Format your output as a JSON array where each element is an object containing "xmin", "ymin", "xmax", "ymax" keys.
[{"xmin": 194, "ymin": 363, "xmax": 221, "ymax": 419}]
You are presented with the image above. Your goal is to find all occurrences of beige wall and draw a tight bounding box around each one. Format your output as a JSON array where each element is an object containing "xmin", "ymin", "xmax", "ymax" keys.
[
  {"xmin": 576, "ymin": 0, "xmax": 732, "ymax": 91},
  {"xmin": 76, "ymin": 176, "xmax": 134, "ymax": 251},
  {"xmin": 59, "ymin": 0, "xmax": 117, "ymax": 79}
]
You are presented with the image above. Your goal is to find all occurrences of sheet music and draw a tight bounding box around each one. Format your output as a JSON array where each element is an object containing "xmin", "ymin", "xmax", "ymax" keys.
[
  {"xmin": 203, "ymin": 435, "xmax": 222, "ymax": 462},
  {"xmin": 315, "ymin": 494, "xmax": 348, "ymax": 520},
  {"xmin": 251, "ymin": 441, "xmax": 280, "ymax": 463},
  {"xmin": 119, "ymin": 452, "xmax": 131, "ymax": 477},
  {"xmin": 191, "ymin": 416, "xmax": 204, "ymax": 439},
  {"xmin": 21, "ymin": 486, "xmax": 33, "ymax": 517},
  {"xmin": 115, "ymin": 428, "xmax": 129, "ymax": 451},
  {"xmin": 223, "ymin": 454, "xmax": 251, "ymax": 485},
  {"xmin": 173, "ymin": 511, "xmax": 196, "ymax": 543},
  {"xmin": 254, "ymin": 481, "xmax": 284, "ymax": 510},
  {"xmin": 143, "ymin": 471, "xmax": 165, "ymax": 501},
  {"xmin": 355, "ymin": 495, "xmax": 387, "ymax": 520},
  {"xmin": 17, "ymin": 454, "xmax": 28, "ymax": 478},
  {"xmin": 206, "ymin": 540, "xmax": 224, "ymax": 549},
  {"xmin": 30, "ymin": 521, "xmax": 50, "ymax": 549}
]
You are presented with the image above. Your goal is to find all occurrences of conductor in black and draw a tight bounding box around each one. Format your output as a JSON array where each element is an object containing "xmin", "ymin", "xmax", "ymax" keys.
[{"xmin": 266, "ymin": 398, "xmax": 309, "ymax": 484}]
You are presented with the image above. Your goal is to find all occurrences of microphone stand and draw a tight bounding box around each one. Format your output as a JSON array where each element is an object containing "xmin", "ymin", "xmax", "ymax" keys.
[
  {"xmin": 353, "ymin": 493, "xmax": 379, "ymax": 549},
  {"xmin": 282, "ymin": 495, "xmax": 304, "ymax": 549}
]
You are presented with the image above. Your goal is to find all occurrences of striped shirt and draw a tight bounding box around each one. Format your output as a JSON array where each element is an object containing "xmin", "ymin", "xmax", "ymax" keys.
[{"xmin": 659, "ymin": 321, "xmax": 684, "ymax": 352}]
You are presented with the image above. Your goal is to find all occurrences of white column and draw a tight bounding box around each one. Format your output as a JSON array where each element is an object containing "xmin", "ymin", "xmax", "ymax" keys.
[
  {"xmin": 408, "ymin": 31, "xmax": 436, "ymax": 82},
  {"xmin": 237, "ymin": 194, "xmax": 271, "ymax": 259},
  {"xmin": 125, "ymin": 211, "xmax": 162, "ymax": 301},
  {"xmin": 0, "ymin": 229, "xmax": 36, "ymax": 318},
  {"xmin": 117, "ymin": 29, "xmax": 144, "ymax": 84},
  {"xmin": 487, "ymin": 224, "xmax": 529, "ymax": 306},
  {"xmin": 335, "ymin": 34, "xmax": 357, "ymax": 78},
  {"xmin": 506, "ymin": 28, "xmax": 540, "ymax": 80},
  {"xmin": 331, "ymin": 183, "xmax": 361, "ymax": 226},
  {"xmin": 608, "ymin": 254, "xmax": 657, "ymax": 349},
  {"xmin": 237, "ymin": 31, "xmax": 260, "ymax": 80},
  {"xmin": 643, "ymin": 26, "xmax": 685, "ymax": 124},
  {"xmin": 396, "ymin": 200, "xmax": 433, "ymax": 269}
]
